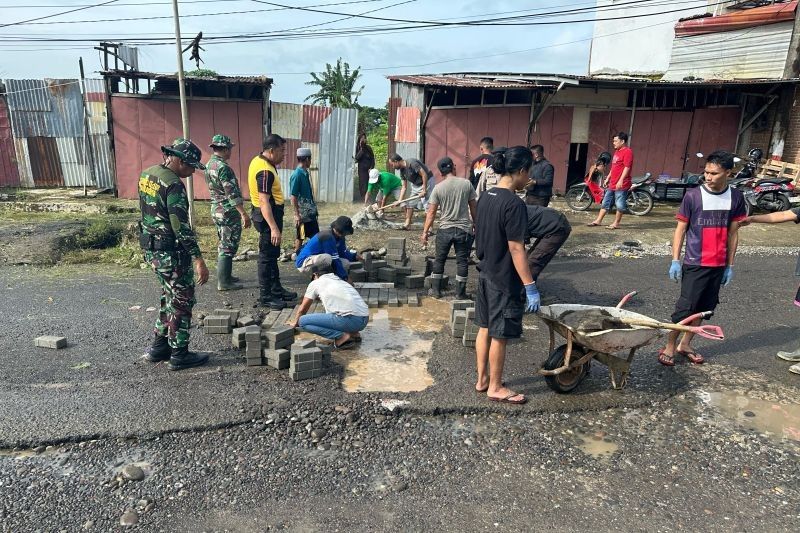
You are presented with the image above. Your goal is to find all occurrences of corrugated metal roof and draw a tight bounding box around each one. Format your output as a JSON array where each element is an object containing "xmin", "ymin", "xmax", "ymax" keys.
[
  {"xmin": 318, "ymin": 107, "xmax": 357, "ymax": 203},
  {"xmin": 101, "ymin": 69, "xmax": 272, "ymax": 86},
  {"xmin": 664, "ymin": 21, "xmax": 794, "ymax": 81},
  {"xmin": 388, "ymin": 72, "xmax": 800, "ymax": 88}
]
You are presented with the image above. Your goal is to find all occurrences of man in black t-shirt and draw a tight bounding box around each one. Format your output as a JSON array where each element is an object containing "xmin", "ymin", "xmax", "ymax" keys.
[
  {"xmin": 474, "ymin": 147, "xmax": 540, "ymax": 406},
  {"xmin": 390, "ymin": 153, "xmax": 433, "ymax": 230},
  {"xmin": 468, "ymin": 137, "xmax": 494, "ymax": 190}
]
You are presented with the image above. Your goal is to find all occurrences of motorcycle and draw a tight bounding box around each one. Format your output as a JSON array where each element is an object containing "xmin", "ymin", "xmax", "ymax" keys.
[{"xmin": 565, "ymin": 171, "xmax": 655, "ymax": 216}]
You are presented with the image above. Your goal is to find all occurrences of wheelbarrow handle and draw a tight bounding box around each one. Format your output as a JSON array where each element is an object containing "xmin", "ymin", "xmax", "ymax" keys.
[
  {"xmin": 616, "ymin": 291, "xmax": 638, "ymax": 309},
  {"xmin": 621, "ymin": 318, "xmax": 724, "ymax": 341}
]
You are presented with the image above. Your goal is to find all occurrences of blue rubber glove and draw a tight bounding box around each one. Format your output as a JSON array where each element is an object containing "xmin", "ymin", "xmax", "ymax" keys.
[
  {"xmin": 524, "ymin": 282, "xmax": 540, "ymax": 313},
  {"xmin": 668, "ymin": 260, "xmax": 682, "ymax": 281},
  {"xmin": 721, "ymin": 266, "xmax": 733, "ymax": 287}
]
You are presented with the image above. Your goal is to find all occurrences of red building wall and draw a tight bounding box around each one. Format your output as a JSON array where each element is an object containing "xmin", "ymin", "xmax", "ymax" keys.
[{"xmin": 111, "ymin": 97, "xmax": 263, "ymax": 199}]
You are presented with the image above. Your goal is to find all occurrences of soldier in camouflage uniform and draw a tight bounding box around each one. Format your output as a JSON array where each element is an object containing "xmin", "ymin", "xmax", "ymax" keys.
[
  {"xmin": 139, "ymin": 138, "xmax": 210, "ymax": 371},
  {"xmin": 204, "ymin": 134, "xmax": 250, "ymax": 291}
]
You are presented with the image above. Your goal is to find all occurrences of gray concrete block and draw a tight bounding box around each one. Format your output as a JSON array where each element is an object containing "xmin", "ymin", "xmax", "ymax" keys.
[
  {"xmin": 405, "ymin": 275, "xmax": 424, "ymax": 289},
  {"xmin": 264, "ymin": 348, "xmax": 290, "ymax": 361},
  {"xmin": 231, "ymin": 327, "xmax": 247, "ymax": 348},
  {"xmin": 377, "ymin": 267, "xmax": 396, "ymax": 282},
  {"xmin": 265, "ymin": 336, "xmax": 293, "ymax": 350},
  {"xmin": 395, "ymin": 265, "xmax": 413, "ymax": 275},
  {"xmin": 236, "ymin": 315, "xmax": 256, "ymax": 327},
  {"xmin": 292, "ymin": 348, "xmax": 323, "ymax": 363},
  {"xmin": 397, "ymin": 289, "xmax": 408, "ymax": 304},
  {"xmin": 378, "ymin": 288, "xmax": 389, "ymax": 305},
  {"xmin": 348, "ymin": 261, "xmax": 363, "ymax": 271},
  {"xmin": 465, "ymin": 307, "xmax": 475, "ymax": 319},
  {"xmin": 245, "ymin": 357, "xmax": 263, "ymax": 367},
  {"xmin": 290, "ymin": 359, "xmax": 322, "ymax": 372},
  {"xmin": 290, "ymin": 368, "xmax": 321, "ymax": 381},
  {"xmin": 387, "ymin": 237, "xmax": 406, "ymax": 249},
  {"xmin": 388, "ymin": 289, "xmax": 399, "ymax": 307},
  {"xmin": 370, "ymin": 260, "xmax": 388, "ymax": 271},
  {"xmin": 265, "ymin": 326, "xmax": 295, "ymax": 342},
  {"xmin": 266, "ymin": 357, "xmax": 289, "ymax": 370},
  {"xmin": 204, "ymin": 325, "xmax": 231, "ymax": 334},
  {"xmin": 408, "ymin": 292, "xmax": 420, "ymax": 307},
  {"xmin": 34, "ymin": 336, "xmax": 67, "ymax": 349},
  {"xmin": 204, "ymin": 315, "xmax": 230, "ymax": 327},
  {"xmin": 367, "ymin": 289, "xmax": 379, "ymax": 308},
  {"xmin": 318, "ymin": 344, "xmax": 332, "ymax": 365},
  {"xmin": 349, "ymin": 269, "xmax": 367, "ymax": 282},
  {"xmin": 451, "ymin": 300, "xmax": 473, "ymax": 312},
  {"xmin": 291, "ymin": 339, "xmax": 316, "ymax": 352},
  {"xmin": 462, "ymin": 339, "xmax": 476, "ymax": 348}
]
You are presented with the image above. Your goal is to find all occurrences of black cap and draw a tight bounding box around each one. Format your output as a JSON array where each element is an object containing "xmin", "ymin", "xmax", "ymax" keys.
[
  {"xmin": 331, "ymin": 216, "xmax": 354, "ymax": 236},
  {"xmin": 437, "ymin": 156, "xmax": 454, "ymax": 174}
]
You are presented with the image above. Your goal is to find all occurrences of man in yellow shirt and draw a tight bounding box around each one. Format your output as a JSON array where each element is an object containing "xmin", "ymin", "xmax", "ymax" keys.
[{"xmin": 248, "ymin": 134, "xmax": 296, "ymax": 310}]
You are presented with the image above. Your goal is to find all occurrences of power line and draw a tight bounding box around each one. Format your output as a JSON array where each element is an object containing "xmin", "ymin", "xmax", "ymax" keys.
[{"xmin": 0, "ymin": 0, "xmax": 119, "ymax": 29}]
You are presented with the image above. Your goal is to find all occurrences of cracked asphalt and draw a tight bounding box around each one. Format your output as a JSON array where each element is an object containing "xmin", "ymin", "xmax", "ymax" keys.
[{"xmin": 1, "ymin": 249, "xmax": 799, "ymax": 531}]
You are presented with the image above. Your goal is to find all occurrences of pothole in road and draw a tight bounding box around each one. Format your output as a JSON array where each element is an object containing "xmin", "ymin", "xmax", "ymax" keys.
[
  {"xmin": 698, "ymin": 390, "xmax": 800, "ymax": 443},
  {"xmin": 330, "ymin": 299, "xmax": 451, "ymax": 393}
]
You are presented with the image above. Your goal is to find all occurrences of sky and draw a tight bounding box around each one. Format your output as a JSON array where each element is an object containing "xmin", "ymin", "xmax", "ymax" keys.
[{"xmin": 0, "ymin": 0, "xmax": 602, "ymax": 106}]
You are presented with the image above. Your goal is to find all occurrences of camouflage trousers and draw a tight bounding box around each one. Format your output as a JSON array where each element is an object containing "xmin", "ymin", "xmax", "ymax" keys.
[
  {"xmin": 145, "ymin": 250, "xmax": 195, "ymax": 349},
  {"xmin": 212, "ymin": 210, "xmax": 242, "ymax": 258}
]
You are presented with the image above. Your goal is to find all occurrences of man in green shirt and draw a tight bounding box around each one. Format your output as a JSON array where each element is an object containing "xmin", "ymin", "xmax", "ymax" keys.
[{"xmin": 364, "ymin": 168, "xmax": 403, "ymax": 208}]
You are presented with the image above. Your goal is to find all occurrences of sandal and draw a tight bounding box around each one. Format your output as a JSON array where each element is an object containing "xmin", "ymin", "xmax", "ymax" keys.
[
  {"xmin": 489, "ymin": 392, "xmax": 527, "ymax": 405},
  {"xmin": 607, "ymin": 225, "xmax": 619, "ymax": 230},
  {"xmin": 334, "ymin": 338, "xmax": 357, "ymax": 350},
  {"xmin": 657, "ymin": 348, "xmax": 675, "ymax": 367},
  {"xmin": 677, "ymin": 349, "xmax": 704, "ymax": 365},
  {"xmin": 586, "ymin": 222, "xmax": 601, "ymax": 227}
]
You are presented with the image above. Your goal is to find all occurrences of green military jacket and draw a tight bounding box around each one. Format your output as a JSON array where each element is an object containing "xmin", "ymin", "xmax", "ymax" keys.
[
  {"xmin": 138, "ymin": 164, "xmax": 202, "ymax": 257},
  {"xmin": 204, "ymin": 154, "xmax": 243, "ymax": 213}
]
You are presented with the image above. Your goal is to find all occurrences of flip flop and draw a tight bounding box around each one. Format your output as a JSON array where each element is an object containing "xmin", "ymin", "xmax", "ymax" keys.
[
  {"xmin": 657, "ymin": 348, "xmax": 675, "ymax": 367},
  {"xmin": 489, "ymin": 393, "xmax": 527, "ymax": 405},
  {"xmin": 475, "ymin": 381, "xmax": 505, "ymax": 393},
  {"xmin": 607, "ymin": 225, "xmax": 619, "ymax": 230},
  {"xmin": 586, "ymin": 222, "xmax": 601, "ymax": 227},
  {"xmin": 677, "ymin": 349, "xmax": 704, "ymax": 364},
  {"xmin": 334, "ymin": 339, "xmax": 357, "ymax": 350}
]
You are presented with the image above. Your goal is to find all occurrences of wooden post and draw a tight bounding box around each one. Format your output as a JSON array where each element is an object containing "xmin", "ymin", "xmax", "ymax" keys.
[{"xmin": 79, "ymin": 57, "xmax": 98, "ymax": 197}]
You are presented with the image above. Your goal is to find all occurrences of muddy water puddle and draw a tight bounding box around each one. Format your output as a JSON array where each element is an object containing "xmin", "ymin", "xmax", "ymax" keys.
[
  {"xmin": 698, "ymin": 390, "xmax": 800, "ymax": 443},
  {"xmin": 332, "ymin": 299, "xmax": 451, "ymax": 393}
]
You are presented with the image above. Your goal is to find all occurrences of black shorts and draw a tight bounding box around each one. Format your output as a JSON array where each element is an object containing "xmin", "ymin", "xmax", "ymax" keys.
[
  {"xmin": 475, "ymin": 275, "xmax": 525, "ymax": 339},
  {"xmin": 671, "ymin": 265, "xmax": 725, "ymax": 323},
  {"xmin": 296, "ymin": 219, "xmax": 320, "ymax": 241}
]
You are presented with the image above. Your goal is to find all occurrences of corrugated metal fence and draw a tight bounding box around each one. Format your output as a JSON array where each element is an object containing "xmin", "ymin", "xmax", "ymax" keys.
[
  {"xmin": 0, "ymin": 78, "xmax": 114, "ymax": 189},
  {"xmin": 270, "ymin": 102, "xmax": 357, "ymax": 203}
]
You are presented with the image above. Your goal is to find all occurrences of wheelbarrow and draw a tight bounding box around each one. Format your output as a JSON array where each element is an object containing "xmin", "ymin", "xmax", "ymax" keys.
[{"xmin": 537, "ymin": 292, "xmax": 723, "ymax": 393}]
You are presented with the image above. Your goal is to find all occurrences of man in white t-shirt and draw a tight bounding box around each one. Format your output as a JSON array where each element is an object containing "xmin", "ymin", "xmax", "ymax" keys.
[{"xmin": 288, "ymin": 254, "xmax": 369, "ymax": 349}]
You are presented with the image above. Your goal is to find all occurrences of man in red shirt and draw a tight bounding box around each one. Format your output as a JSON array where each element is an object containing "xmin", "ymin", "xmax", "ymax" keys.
[{"xmin": 588, "ymin": 132, "xmax": 633, "ymax": 229}]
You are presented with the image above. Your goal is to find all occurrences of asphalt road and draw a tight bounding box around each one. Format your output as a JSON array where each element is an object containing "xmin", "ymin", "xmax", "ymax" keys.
[{"xmin": 1, "ymin": 252, "xmax": 799, "ymax": 531}]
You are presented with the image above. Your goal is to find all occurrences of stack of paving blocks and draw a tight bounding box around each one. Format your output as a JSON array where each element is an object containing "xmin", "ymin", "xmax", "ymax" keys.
[
  {"xmin": 264, "ymin": 348, "xmax": 290, "ymax": 370},
  {"xmin": 204, "ymin": 309, "xmax": 239, "ymax": 334},
  {"xmin": 244, "ymin": 325, "xmax": 263, "ymax": 366},
  {"xmin": 385, "ymin": 237, "xmax": 409, "ymax": 267},
  {"xmin": 290, "ymin": 342, "xmax": 323, "ymax": 381},
  {"xmin": 404, "ymin": 274, "xmax": 425, "ymax": 289},
  {"xmin": 424, "ymin": 274, "xmax": 449, "ymax": 291},
  {"xmin": 348, "ymin": 260, "xmax": 368, "ymax": 282},
  {"xmin": 34, "ymin": 336, "xmax": 67, "ymax": 349},
  {"xmin": 264, "ymin": 325, "xmax": 295, "ymax": 351},
  {"xmin": 449, "ymin": 300, "xmax": 477, "ymax": 347}
]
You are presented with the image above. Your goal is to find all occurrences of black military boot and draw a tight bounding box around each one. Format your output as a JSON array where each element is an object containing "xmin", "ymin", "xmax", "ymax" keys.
[
  {"xmin": 455, "ymin": 281, "xmax": 471, "ymax": 300},
  {"xmin": 217, "ymin": 256, "xmax": 243, "ymax": 291},
  {"xmin": 167, "ymin": 346, "xmax": 209, "ymax": 371},
  {"xmin": 428, "ymin": 276, "xmax": 442, "ymax": 298},
  {"xmin": 143, "ymin": 335, "xmax": 171, "ymax": 362},
  {"xmin": 259, "ymin": 287, "xmax": 285, "ymax": 310},
  {"xmin": 270, "ymin": 263, "xmax": 297, "ymax": 301}
]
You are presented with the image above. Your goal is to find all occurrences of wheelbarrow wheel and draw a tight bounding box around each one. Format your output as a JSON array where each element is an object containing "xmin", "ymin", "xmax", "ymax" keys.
[{"xmin": 543, "ymin": 344, "xmax": 589, "ymax": 394}]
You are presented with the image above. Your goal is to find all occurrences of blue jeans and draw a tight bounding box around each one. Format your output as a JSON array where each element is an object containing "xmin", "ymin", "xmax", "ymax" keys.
[
  {"xmin": 601, "ymin": 189, "xmax": 628, "ymax": 212},
  {"xmin": 298, "ymin": 313, "xmax": 369, "ymax": 340}
]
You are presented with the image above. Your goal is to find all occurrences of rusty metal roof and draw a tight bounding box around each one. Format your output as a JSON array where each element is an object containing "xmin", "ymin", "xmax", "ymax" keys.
[
  {"xmin": 101, "ymin": 69, "xmax": 272, "ymax": 86},
  {"xmin": 388, "ymin": 72, "xmax": 800, "ymax": 89}
]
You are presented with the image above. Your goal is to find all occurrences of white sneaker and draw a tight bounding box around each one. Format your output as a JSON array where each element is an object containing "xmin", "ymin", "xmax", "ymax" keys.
[
  {"xmin": 790, "ymin": 363, "xmax": 800, "ymax": 375},
  {"xmin": 776, "ymin": 348, "xmax": 800, "ymax": 362}
]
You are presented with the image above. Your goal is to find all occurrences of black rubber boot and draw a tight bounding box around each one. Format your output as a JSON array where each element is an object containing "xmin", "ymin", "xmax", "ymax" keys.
[
  {"xmin": 455, "ymin": 281, "xmax": 471, "ymax": 300},
  {"xmin": 217, "ymin": 256, "xmax": 243, "ymax": 291},
  {"xmin": 259, "ymin": 287, "xmax": 285, "ymax": 310},
  {"xmin": 143, "ymin": 335, "xmax": 171, "ymax": 362},
  {"xmin": 271, "ymin": 263, "xmax": 297, "ymax": 301},
  {"xmin": 168, "ymin": 346, "xmax": 209, "ymax": 371},
  {"xmin": 428, "ymin": 276, "xmax": 442, "ymax": 298}
]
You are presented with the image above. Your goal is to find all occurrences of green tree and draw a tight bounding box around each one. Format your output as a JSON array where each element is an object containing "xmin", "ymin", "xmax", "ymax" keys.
[
  {"xmin": 184, "ymin": 68, "xmax": 218, "ymax": 77},
  {"xmin": 305, "ymin": 58, "xmax": 364, "ymax": 108},
  {"xmin": 358, "ymin": 104, "xmax": 388, "ymax": 136}
]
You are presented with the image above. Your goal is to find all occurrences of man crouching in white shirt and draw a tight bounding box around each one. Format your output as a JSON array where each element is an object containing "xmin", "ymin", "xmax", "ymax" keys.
[{"xmin": 288, "ymin": 253, "xmax": 370, "ymax": 349}]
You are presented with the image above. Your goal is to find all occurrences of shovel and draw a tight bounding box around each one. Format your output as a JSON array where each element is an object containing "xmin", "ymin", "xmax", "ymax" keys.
[
  {"xmin": 564, "ymin": 308, "xmax": 724, "ymax": 340},
  {"xmin": 616, "ymin": 318, "xmax": 724, "ymax": 341},
  {"xmin": 369, "ymin": 192, "xmax": 425, "ymax": 214}
]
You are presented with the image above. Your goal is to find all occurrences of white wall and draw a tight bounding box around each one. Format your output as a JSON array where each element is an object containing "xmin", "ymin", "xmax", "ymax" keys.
[{"xmin": 589, "ymin": 0, "xmax": 714, "ymax": 76}]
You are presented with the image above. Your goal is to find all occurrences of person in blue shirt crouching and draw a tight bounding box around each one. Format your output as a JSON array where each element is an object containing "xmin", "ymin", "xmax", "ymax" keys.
[{"xmin": 295, "ymin": 216, "xmax": 362, "ymax": 281}]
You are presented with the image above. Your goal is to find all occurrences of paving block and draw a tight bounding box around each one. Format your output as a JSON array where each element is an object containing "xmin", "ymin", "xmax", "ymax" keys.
[
  {"xmin": 290, "ymin": 368, "xmax": 322, "ymax": 381},
  {"xmin": 292, "ymin": 347, "xmax": 323, "ymax": 363},
  {"xmin": 451, "ymin": 300, "xmax": 473, "ymax": 312},
  {"xmin": 204, "ymin": 325, "xmax": 231, "ymax": 334},
  {"xmin": 245, "ymin": 356, "xmax": 263, "ymax": 367},
  {"xmin": 388, "ymin": 289, "xmax": 399, "ymax": 307},
  {"xmin": 348, "ymin": 261, "xmax": 363, "ymax": 271},
  {"xmin": 387, "ymin": 237, "xmax": 406, "ymax": 249},
  {"xmin": 213, "ymin": 308, "xmax": 240, "ymax": 325},
  {"xmin": 265, "ymin": 326, "xmax": 295, "ymax": 342},
  {"xmin": 408, "ymin": 292, "xmax": 420, "ymax": 307},
  {"xmin": 377, "ymin": 267, "xmax": 396, "ymax": 282},
  {"xmin": 378, "ymin": 288, "xmax": 389, "ymax": 305},
  {"xmin": 349, "ymin": 269, "xmax": 368, "ymax": 282},
  {"xmin": 451, "ymin": 310, "xmax": 467, "ymax": 325},
  {"xmin": 290, "ymin": 359, "xmax": 323, "ymax": 372},
  {"xmin": 291, "ymin": 338, "xmax": 317, "ymax": 352},
  {"xmin": 397, "ymin": 289, "xmax": 408, "ymax": 304},
  {"xmin": 354, "ymin": 282, "xmax": 395, "ymax": 289},
  {"xmin": 370, "ymin": 260, "xmax": 388, "ymax": 271},
  {"xmin": 395, "ymin": 265, "xmax": 413, "ymax": 275},
  {"xmin": 266, "ymin": 336, "xmax": 294, "ymax": 350},
  {"xmin": 465, "ymin": 307, "xmax": 476, "ymax": 319},
  {"xmin": 424, "ymin": 276, "xmax": 431, "ymax": 289},
  {"xmin": 318, "ymin": 344, "xmax": 332, "ymax": 365},
  {"xmin": 236, "ymin": 315, "xmax": 256, "ymax": 327},
  {"xmin": 405, "ymin": 275, "xmax": 425, "ymax": 289},
  {"xmin": 204, "ymin": 315, "xmax": 230, "ymax": 327},
  {"xmin": 231, "ymin": 327, "xmax": 247, "ymax": 348},
  {"xmin": 367, "ymin": 289, "xmax": 379, "ymax": 308},
  {"xmin": 462, "ymin": 339, "xmax": 476, "ymax": 348},
  {"xmin": 34, "ymin": 336, "xmax": 67, "ymax": 349},
  {"xmin": 245, "ymin": 345, "xmax": 262, "ymax": 358}
]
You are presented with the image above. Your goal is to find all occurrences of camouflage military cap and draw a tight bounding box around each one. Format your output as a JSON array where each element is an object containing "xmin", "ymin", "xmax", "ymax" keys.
[
  {"xmin": 161, "ymin": 138, "xmax": 206, "ymax": 170},
  {"xmin": 210, "ymin": 134, "xmax": 235, "ymax": 149}
]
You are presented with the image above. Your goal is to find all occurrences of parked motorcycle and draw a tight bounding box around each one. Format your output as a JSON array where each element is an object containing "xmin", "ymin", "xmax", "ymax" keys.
[{"xmin": 565, "ymin": 171, "xmax": 655, "ymax": 216}]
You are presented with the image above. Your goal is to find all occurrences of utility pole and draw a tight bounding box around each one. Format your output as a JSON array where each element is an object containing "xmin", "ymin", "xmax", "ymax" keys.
[
  {"xmin": 78, "ymin": 57, "xmax": 97, "ymax": 197},
  {"xmin": 171, "ymin": 0, "xmax": 194, "ymax": 226}
]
